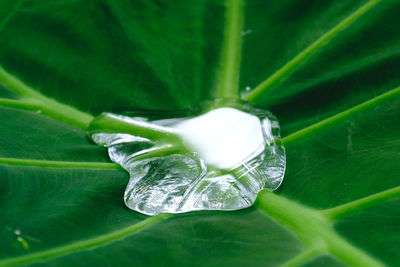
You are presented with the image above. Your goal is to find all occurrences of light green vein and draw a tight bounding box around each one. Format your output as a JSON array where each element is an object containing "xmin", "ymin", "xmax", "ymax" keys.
[
  {"xmin": 0, "ymin": 98, "xmax": 39, "ymax": 110},
  {"xmin": 0, "ymin": 214, "xmax": 171, "ymax": 267},
  {"xmin": 0, "ymin": 157, "xmax": 122, "ymax": 170},
  {"xmin": 257, "ymin": 191, "xmax": 384, "ymax": 267},
  {"xmin": 0, "ymin": 66, "xmax": 42, "ymax": 98},
  {"xmin": 263, "ymin": 44, "xmax": 400, "ymax": 107},
  {"xmin": 243, "ymin": 0, "xmax": 381, "ymax": 102},
  {"xmin": 280, "ymin": 249, "xmax": 322, "ymax": 267},
  {"xmin": 214, "ymin": 0, "xmax": 244, "ymax": 98},
  {"xmin": 282, "ymin": 85, "xmax": 400, "ymax": 146},
  {"xmin": 0, "ymin": 66, "xmax": 93, "ymax": 129},
  {"xmin": 322, "ymin": 186, "xmax": 400, "ymax": 221}
]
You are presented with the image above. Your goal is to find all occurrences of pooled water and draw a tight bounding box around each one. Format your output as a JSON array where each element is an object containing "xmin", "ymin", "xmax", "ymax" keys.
[{"xmin": 89, "ymin": 100, "xmax": 286, "ymax": 215}]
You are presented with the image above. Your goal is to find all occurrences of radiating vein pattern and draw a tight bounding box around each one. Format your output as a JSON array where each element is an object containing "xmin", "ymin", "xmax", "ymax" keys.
[
  {"xmin": 1, "ymin": 79, "xmax": 399, "ymax": 265},
  {"xmin": 1, "ymin": 39, "xmax": 400, "ymax": 267},
  {"xmin": 257, "ymin": 191, "xmax": 384, "ymax": 267},
  {"xmin": 0, "ymin": 0, "xmax": 399, "ymax": 266}
]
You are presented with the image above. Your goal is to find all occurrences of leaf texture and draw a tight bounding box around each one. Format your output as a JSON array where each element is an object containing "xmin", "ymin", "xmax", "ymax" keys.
[{"xmin": 0, "ymin": 0, "xmax": 399, "ymax": 266}]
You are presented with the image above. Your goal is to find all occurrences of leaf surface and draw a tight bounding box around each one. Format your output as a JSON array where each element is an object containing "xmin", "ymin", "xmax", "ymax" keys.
[{"xmin": 0, "ymin": 0, "xmax": 399, "ymax": 266}]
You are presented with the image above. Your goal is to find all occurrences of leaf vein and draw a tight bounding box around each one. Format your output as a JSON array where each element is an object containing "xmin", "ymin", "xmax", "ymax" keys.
[
  {"xmin": 0, "ymin": 214, "xmax": 170, "ymax": 267},
  {"xmin": 0, "ymin": 157, "xmax": 122, "ymax": 170},
  {"xmin": 282, "ymin": 85, "xmax": 400, "ymax": 146},
  {"xmin": 322, "ymin": 186, "xmax": 400, "ymax": 221},
  {"xmin": 214, "ymin": 0, "xmax": 244, "ymax": 98},
  {"xmin": 243, "ymin": 0, "xmax": 381, "ymax": 102}
]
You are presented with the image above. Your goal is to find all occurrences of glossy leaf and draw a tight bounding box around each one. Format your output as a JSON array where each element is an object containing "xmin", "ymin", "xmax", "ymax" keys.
[{"xmin": 0, "ymin": 0, "xmax": 399, "ymax": 266}]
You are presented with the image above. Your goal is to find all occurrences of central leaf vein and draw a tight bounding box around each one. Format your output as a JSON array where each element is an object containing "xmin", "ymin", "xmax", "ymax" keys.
[{"xmin": 214, "ymin": 0, "xmax": 244, "ymax": 98}]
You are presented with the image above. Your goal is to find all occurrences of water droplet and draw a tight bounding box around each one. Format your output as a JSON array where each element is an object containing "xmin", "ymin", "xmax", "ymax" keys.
[
  {"xmin": 241, "ymin": 29, "xmax": 252, "ymax": 36},
  {"xmin": 245, "ymin": 86, "xmax": 251, "ymax": 92},
  {"xmin": 89, "ymin": 99, "xmax": 286, "ymax": 215},
  {"xmin": 14, "ymin": 229, "xmax": 21, "ymax": 235}
]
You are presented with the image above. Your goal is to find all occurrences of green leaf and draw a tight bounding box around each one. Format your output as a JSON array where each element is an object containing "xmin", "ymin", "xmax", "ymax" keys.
[{"xmin": 0, "ymin": 0, "xmax": 399, "ymax": 266}]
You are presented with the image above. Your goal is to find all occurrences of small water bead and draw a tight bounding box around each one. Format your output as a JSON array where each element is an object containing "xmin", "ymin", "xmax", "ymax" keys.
[
  {"xmin": 89, "ymin": 99, "xmax": 286, "ymax": 215},
  {"xmin": 241, "ymin": 29, "xmax": 252, "ymax": 36}
]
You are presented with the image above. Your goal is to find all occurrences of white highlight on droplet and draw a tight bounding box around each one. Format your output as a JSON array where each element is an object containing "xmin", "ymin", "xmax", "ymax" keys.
[
  {"xmin": 241, "ymin": 29, "xmax": 252, "ymax": 36},
  {"xmin": 173, "ymin": 108, "xmax": 264, "ymax": 170}
]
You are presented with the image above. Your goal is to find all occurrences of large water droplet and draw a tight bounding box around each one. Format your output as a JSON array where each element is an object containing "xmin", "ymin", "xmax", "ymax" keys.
[{"xmin": 89, "ymin": 99, "xmax": 286, "ymax": 215}]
